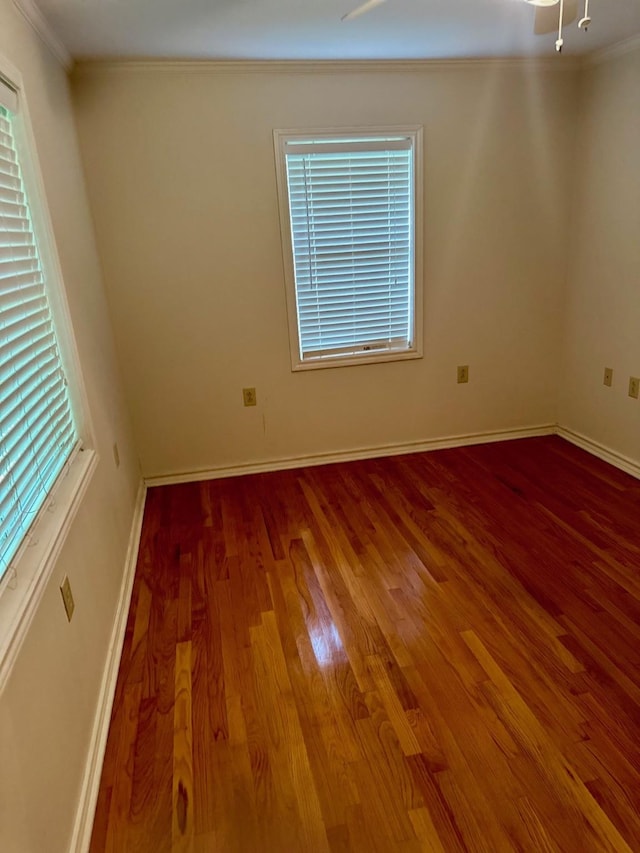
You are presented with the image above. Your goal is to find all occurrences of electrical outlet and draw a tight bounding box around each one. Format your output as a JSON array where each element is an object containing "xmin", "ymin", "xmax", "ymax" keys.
[
  {"xmin": 457, "ymin": 365, "xmax": 469, "ymax": 384},
  {"xmin": 242, "ymin": 387, "xmax": 257, "ymax": 407},
  {"xmin": 112, "ymin": 442, "xmax": 120, "ymax": 468},
  {"xmin": 60, "ymin": 576, "xmax": 75, "ymax": 622},
  {"xmin": 629, "ymin": 377, "xmax": 639, "ymax": 399},
  {"xmin": 603, "ymin": 367, "xmax": 613, "ymax": 387}
]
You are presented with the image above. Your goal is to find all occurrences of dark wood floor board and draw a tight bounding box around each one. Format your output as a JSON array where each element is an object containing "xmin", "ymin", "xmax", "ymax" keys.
[
  {"xmin": 103, "ymin": 683, "xmax": 142, "ymax": 853},
  {"xmin": 467, "ymin": 630, "xmax": 632, "ymax": 853},
  {"xmin": 440, "ymin": 581, "xmax": 592, "ymax": 749},
  {"xmin": 91, "ymin": 436, "xmax": 640, "ymax": 851}
]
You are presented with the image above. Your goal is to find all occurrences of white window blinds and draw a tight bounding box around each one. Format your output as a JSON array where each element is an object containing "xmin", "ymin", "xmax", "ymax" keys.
[
  {"xmin": 0, "ymin": 101, "xmax": 77, "ymax": 581},
  {"xmin": 282, "ymin": 135, "xmax": 416, "ymax": 364}
]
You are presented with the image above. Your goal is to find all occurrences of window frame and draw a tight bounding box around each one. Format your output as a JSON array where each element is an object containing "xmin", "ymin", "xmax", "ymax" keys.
[
  {"xmin": 274, "ymin": 126, "xmax": 424, "ymax": 372},
  {"xmin": 0, "ymin": 54, "xmax": 97, "ymax": 691}
]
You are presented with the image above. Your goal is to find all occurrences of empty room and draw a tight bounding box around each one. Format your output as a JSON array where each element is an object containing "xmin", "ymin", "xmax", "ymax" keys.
[{"xmin": 0, "ymin": 0, "xmax": 639, "ymax": 849}]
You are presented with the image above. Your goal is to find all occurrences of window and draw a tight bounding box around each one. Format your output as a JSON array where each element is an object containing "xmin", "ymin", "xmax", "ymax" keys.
[
  {"xmin": 0, "ymin": 62, "xmax": 96, "ymax": 687},
  {"xmin": 274, "ymin": 127, "xmax": 423, "ymax": 371}
]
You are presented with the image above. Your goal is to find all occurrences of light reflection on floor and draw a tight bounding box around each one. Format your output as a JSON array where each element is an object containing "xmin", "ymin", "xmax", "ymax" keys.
[{"xmin": 309, "ymin": 620, "xmax": 344, "ymax": 667}]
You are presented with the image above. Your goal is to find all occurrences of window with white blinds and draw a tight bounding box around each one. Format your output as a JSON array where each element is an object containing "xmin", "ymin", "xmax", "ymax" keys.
[
  {"xmin": 275, "ymin": 128, "xmax": 423, "ymax": 370},
  {"xmin": 0, "ymin": 92, "xmax": 78, "ymax": 582}
]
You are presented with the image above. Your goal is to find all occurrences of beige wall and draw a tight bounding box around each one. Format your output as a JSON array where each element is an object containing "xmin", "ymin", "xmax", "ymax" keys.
[
  {"xmin": 72, "ymin": 61, "xmax": 579, "ymax": 479},
  {"xmin": 0, "ymin": 4, "xmax": 140, "ymax": 852},
  {"xmin": 559, "ymin": 46, "xmax": 640, "ymax": 462}
]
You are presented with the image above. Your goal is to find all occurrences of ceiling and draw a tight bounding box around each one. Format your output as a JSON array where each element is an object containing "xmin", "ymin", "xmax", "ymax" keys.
[{"xmin": 34, "ymin": 0, "xmax": 640, "ymax": 61}]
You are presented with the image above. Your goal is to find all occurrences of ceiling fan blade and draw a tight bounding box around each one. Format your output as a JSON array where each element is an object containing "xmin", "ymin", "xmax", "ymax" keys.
[
  {"xmin": 341, "ymin": 0, "xmax": 387, "ymax": 22},
  {"xmin": 534, "ymin": 0, "xmax": 579, "ymax": 35}
]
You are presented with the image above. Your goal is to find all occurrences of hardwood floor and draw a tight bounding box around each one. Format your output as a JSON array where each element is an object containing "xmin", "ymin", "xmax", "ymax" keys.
[{"xmin": 90, "ymin": 436, "xmax": 640, "ymax": 852}]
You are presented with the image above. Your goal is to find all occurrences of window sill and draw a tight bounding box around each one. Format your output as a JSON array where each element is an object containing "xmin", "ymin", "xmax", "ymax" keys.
[
  {"xmin": 0, "ymin": 447, "xmax": 99, "ymax": 693},
  {"xmin": 291, "ymin": 348, "xmax": 423, "ymax": 372}
]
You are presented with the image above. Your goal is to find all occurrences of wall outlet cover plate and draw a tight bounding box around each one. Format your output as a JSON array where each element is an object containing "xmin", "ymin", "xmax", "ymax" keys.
[{"xmin": 60, "ymin": 576, "xmax": 75, "ymax": 622}]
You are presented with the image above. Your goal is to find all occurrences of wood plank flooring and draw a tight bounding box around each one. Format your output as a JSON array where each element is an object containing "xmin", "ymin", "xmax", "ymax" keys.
[{"xmin": 90, "ymin": 436, "xmax": 640, "ymax": 852}]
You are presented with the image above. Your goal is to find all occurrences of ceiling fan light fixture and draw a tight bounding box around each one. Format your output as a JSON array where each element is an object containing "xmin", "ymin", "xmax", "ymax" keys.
[
  {"xmin": 528, "ymin": 0, "xmax": 594, "ymax": 51},
  {"xmin": 578, "ymin": 0, "xmax": 591, "ymax": 30},
  {"xmin": 341, "ymin": 0, "xmax": 386, "ymax": 22}
]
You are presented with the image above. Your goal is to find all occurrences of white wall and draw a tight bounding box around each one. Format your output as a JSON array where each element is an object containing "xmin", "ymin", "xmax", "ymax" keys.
[
  {"xmin": 559, "ymin": 45, "xmax": 640, "ymax": 464},
  {"xmin": 71, "ymin": 61, "xmax": 579, "ymax": 479},
  {"xmin": 0, "ymin": 4, "xmax": 140, "ymax": 852}
]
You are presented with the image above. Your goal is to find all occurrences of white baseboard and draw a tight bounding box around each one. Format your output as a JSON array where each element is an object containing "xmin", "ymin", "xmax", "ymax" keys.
[
  {"xmin": 69, "ymin": 480, "xmax": 147, "ymax": 853},
  {"xmin": 556, "ymin": 426, "xmax": 640, "ymax": 481},
  {"xmin": 144, "ymin": 424, "xmax": 556, "ymax": 487}
]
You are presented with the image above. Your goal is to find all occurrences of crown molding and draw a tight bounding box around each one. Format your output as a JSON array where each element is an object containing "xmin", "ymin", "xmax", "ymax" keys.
[
  {"xmin": 71, "ymin": 55, "xmax": 580, "ymax": 76},
  {"xmin": 9, "ymin": 2, "xmax": 637, "ymax": 77},
  {"xmin": 585, "ymin": 33, "xmax": 640, "ymax": 67},
  {"xmin": 12, "ymin": 0, "xmax": 72, "ymax": 71}
]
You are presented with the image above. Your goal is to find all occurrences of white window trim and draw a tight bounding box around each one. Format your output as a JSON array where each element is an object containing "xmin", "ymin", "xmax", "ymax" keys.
[
  {"xmin": 0, "ymin": 53, "xmax": 98, "ymax": 693},
  {"xmin": 274, "ymin": 125, "xmax": 424, "ymax": 372}
]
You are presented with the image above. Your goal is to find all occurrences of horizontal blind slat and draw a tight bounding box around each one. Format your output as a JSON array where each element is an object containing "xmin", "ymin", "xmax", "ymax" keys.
[
  {"xmin": 0, "ymin": 418, "xmax": 72, "ymax": 541},
  {"xmin": 0, "ymin": 275, "xmax": 43, "ymax": 298},
  {"xmin": 301, "ymin": 320, "xmax": 408, "ymax": 338},
  {"xmin": 302, "ymin": 337, "xmax": 408, "ymax": 359},
  {"xmin": 0, "ymin": 347, "xmax": 57, "ymax": 402},
  {"xmin": 0, "ymin": 250, "xmax": 38, "ymax": 269},
  {"xmin": 285, "ymin": 139, "xmax": 412, "ymax": 155},
  {"xmin": 0, "ymin": 416, "xmax": 75, "ymax": 548},
  {"xmin": 0, "ymin": 381, "xmax": 68, "ymax": 468},
  {"xmin": 0, "ymin": 401, "xmax": 74, "ymax": 513},
  {"xmin": 0, "ymin": 358, "xmax": 63, "ymax": 439},
  {"xmin": 0, "ymin": 333, "xmax": 57, "ymax": 378},
  {"xmin": 298, "ymin": 309, "xmax": 409, "ymax": 324},
  {"xmin": 0, "ymin": 332, "xmax": 56, "ymax": 383},
  {"xmin": 0, "ymin": 187, "xmax": 24, "ymax": 206},
  {"xmin": 298, "ymin": 292, "xmax": 409, "ymax": 305},
  {"xmin": 295, "ymin": 275, "xmax": 409, "ymax": 287},
  {"xmin": 0, "ymin": 297, "xmax": 48, "ymax": 331}
]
